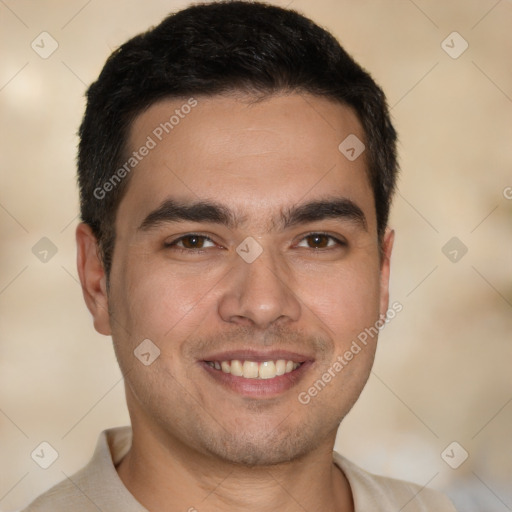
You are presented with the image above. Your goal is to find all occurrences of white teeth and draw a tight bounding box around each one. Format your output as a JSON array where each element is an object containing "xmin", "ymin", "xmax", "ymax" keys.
[
  {"xmin": 207, "ymin": 359, "xmax": 302, "ymax": 379},
  {"xmin": 275, "ymin": 359, "xmax": 286, "ymax": 376},
  {"xmin": 242, "ymin": 361, "xmax": 259, "ymax": 379},
  {"xmin": 231, "ymin": 360, "xmax": 243, "ymax": 377},
  {"xmin": 259, "ymin": 361, "xmax": 276, "ymax": 379}
]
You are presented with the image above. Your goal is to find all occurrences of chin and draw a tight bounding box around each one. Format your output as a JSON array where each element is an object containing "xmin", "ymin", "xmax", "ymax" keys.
[{"xmin": 199, "ymin": 417, "xmax": 330, "ymax": 467}]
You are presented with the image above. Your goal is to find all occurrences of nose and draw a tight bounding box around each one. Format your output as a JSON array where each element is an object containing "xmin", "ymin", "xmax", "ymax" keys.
[{"xmin": 217, "ymin": 246, "xmax": 301, "ymax": 330}]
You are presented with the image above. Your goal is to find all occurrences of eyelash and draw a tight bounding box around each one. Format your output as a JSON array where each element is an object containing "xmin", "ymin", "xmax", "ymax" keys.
[
  {"xmin": 296, "ymin": 232, "xmax": 346, "ymax": 249},
  {"xmin": 165, "ymin": 232, "xmax": 346, "ymax": 252},
  {"xmin": 164, "ymin": 233, "xmax": 217, "ymax": 252}
]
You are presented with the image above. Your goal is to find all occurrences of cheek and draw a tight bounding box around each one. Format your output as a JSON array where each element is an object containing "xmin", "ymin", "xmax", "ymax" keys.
[
  {"xmin": 296, "ymin": 261, "xmax": 381, "ymax": 414},
  {"xmin": 108, "ymin": 256, "xmax": 219, "ymax": 349},
  {"xmin": 296, "ymin": 258, "xmax": 382, "ymax": 343}
]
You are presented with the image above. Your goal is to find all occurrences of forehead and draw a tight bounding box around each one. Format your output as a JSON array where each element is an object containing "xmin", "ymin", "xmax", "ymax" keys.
[{"xmin": 117, "ymin": 93, "xmax": 374, "ymax": 231}]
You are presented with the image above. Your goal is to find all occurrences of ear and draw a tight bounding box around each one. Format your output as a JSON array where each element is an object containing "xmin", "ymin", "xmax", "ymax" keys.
[
  {"xmin": 379, "ymin": 227, "xmax": 395, "ymax": 318},
  {"xmin": 76, "ymin": 223, "xmax": 111, "ymax": 335}
]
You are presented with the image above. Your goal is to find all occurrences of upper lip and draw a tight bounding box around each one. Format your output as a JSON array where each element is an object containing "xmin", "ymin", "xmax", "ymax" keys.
[{"xmin": 201, "ymin": 350, "xmax": 313, "ymax": 363}]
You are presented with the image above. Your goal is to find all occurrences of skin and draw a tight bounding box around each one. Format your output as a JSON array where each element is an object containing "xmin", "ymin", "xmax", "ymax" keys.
[{"xmin": 77, "ymin": 93, "xmax": 394, "ymax": 512}]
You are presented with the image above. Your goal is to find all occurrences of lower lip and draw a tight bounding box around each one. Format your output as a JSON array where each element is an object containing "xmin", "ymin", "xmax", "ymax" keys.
[{"xmin": 200, "ymin": 361, "xmax": 313, "ymax": 398}]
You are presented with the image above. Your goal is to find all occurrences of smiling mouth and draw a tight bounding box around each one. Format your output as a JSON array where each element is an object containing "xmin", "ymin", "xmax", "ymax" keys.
[{"xmin": 205, "ymin": 359, "xmax": 303, "ymax": 380}]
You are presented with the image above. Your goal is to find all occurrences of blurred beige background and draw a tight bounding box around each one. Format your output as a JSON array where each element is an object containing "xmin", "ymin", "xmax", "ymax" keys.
[{"xmin": 1, "ymin": 0, "xmax": 511, "ymax": 510}]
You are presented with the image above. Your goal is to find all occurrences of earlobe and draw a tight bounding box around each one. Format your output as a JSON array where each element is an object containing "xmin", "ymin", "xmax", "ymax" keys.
[
  {"xmin": 379, "ymin": 227, "xmax": 395, "ymax": 318},
  {"xmin": 76, "ymin": 223, "xmax": 112, "ymax": 335}
]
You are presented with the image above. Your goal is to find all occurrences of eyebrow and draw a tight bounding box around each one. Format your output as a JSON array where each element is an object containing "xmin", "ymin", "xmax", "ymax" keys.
[
  {"xmin": 138, "ymin": 197, "xmax": 367, "ymax": 232},
  {"xmin": 281, "ymin": 198, "xmax": 367, "ymax": 231},
  {"xmin": 139, "ymin": 200, "xmax": 240, "ymax": 231}
]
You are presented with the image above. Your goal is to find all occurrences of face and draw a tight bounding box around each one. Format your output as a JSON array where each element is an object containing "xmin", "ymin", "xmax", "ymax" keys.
[{"xmin": 78, "ymin": 93, "xmax": 393, "ymax": 466}]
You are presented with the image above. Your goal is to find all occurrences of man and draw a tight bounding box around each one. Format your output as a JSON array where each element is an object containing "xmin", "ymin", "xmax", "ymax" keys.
[{"xmin": 23, "ymin": 1, "xmax": 456, "ymax": 510}]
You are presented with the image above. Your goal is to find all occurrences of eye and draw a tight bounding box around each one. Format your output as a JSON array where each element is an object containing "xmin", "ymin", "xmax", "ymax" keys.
[
  {"xmin": 166, "ymin": 234, "xmax": 216, "ymax": 250},
  {"xmin": 296, "ymin": 233, "xmax": 345, "ymax": 249}
]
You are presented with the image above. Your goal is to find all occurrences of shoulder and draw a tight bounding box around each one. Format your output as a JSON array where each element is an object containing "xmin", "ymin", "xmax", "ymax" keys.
[
  {"xmin": 19, "ymin": 468, "xmax": 101, "ymax": 512},
  {"xmin": 334, "ymin": 452, "xmax": 458, "ymax": 511},
  {"xmin": 19, "ymin": 427, "xmax": 138, "ymax": 512}
]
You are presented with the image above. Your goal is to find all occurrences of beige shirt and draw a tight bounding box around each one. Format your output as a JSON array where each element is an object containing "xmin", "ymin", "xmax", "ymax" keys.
[{"xmin": 22, "ymin": 427, "xmax": 457, "ymax": 511}]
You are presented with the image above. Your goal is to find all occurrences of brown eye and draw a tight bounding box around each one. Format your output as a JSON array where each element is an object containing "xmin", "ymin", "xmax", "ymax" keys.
[
  {"xmin": 180, "ymin": 235, "xmax": 205, "ymax": 248},
  {"xmin": 296, "ymin": 233, "xmax": 344, "ymax": 249},
  {"xmin": 306, "ymin": 234, "xmax": 330, "ymax": 248},
  {"xmin": 168, "ymin": 234, "xmax": 216, "ymax": 250}
]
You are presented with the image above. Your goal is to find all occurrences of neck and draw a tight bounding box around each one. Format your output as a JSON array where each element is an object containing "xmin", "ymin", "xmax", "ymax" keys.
[{"xmin": 116, "ymin": 424, "xmax": 353, "ymax": 512}]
